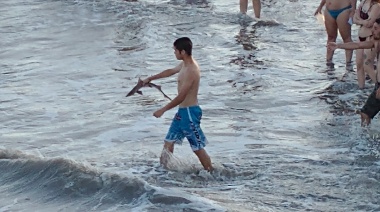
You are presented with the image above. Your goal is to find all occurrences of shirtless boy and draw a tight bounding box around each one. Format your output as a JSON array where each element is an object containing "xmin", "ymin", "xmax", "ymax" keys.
[
  {"xmin": 328, "ymin": 18, "xmax": 380, "ymax": 126},
  {"xmin": 142, "ymin": 37, "xmax": 213, "ymax": 171}
]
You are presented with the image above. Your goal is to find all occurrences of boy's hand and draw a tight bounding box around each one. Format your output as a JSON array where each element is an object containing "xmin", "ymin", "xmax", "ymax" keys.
[
  {"xmin": 153, "ymin": 108, "xmax": 165, "ymax": 118},
  {"xmin": 142, "ymin": 78, "xmax": 151, "ymax": 85}
]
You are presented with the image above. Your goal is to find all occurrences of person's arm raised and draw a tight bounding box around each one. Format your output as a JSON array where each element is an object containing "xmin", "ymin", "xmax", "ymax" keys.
[
  {"xmin": 143, "ymin": 62, "xmax": 183, "ymax": 84},
  {"xmin": 153, "ymin": 68, "xmax": 195, "ymax": 118},
  {"xmin": 327, "ymin": 40, "xmax": 374, "ymax": 51}
]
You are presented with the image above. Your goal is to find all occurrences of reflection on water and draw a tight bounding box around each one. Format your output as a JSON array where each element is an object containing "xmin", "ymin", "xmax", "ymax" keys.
[
  {"xmin": 236, "ymin": 27, "xmax": 258, "ymax": 51},
  {"xmin": 231, "ymin": 20, "xmax": 282, "ymax": 69},
  {"xmin": 231, "ymin": 27, "xmax": 262, "ymax": 69}
]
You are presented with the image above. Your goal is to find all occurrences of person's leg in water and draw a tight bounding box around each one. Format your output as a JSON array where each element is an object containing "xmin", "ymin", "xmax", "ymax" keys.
[
  {"xmin": 359, "ymin": 110, "xmax": 371, "ymax": 126},
  {"xmin": 239, "ymin": 0, "xmax": 248, "ymax": 14},
  {"xmin": 363, "ymin": 48, "xmax": 377, "ymax": 83},
  {"xmin": 324, "ymin": 9, "xmax": 339, "ymax": 65},
  {"xmin": 356, "ymin": 48, "xmax": 366, "ymax": 88},
  {"xmin": 161, "ymin": 106, "xmax": 213, "ymax": 171},
  {"xmin": 161, "ymin": 112, "xmax": 185, "ymax": 168},
  {"xmin": 359, "ymin": 52, "xmax": 380, "ymax": 126},
  {"xmin": 160, "ymin": 142, "xmax": 213, "ymax": 171},
  {"xmin": 336, "ymin": 7, "xmax": 353, "ymax": 69},
  {"xmin": 252, "ymin": 0, "xmax": 261, "ymax": 18},
  {"xmin": 360, "ymin": 83, "xmax": 380, "ymax": 126},
  {"xmin": 183, "ymin": 106, "xmax": 214, "ymax": 172},
  {"xmin": 160, "ymin": 142, "xmax": 174, "ymax": 168},
  {"xmin": 239, "ymin": 0, "xmax": 260, "ymax": 18},
  {"xmin": 194, "ymin": 148, "xmax": 213, "ymax": 172}
]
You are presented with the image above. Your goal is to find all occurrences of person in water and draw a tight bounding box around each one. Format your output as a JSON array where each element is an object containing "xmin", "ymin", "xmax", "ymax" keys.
[
  {"xmin": 353, "ymin": 0, "xmax": 380, "ymax": 89},
  {"xmin": 315, "ymin": 0, "xmax": 357, "ymax": 68},
  {"xmin": 142, "ymin": 37, "xmax": 213, "ymax": 171},
  {"xmin": 328, "ymin": 18, "xmax": 380, "ymax": 126},
  {"xmin": 239, "ymin": 0, "xmax": 261, "ymax": 19}
]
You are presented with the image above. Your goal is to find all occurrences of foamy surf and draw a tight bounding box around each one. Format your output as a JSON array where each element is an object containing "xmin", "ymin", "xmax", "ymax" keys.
[
  {"xmin": 2, "ymin": 0, "xmax": 380, "ymax": 211},
  {"xmin": 0, "ymin": 149, "xmax": 225, "ymax": 212}
]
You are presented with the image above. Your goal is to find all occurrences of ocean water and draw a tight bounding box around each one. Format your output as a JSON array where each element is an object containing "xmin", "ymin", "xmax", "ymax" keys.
[{"xmin": 1, "ymin": 0, "xmax": 380, "ymax": 211}]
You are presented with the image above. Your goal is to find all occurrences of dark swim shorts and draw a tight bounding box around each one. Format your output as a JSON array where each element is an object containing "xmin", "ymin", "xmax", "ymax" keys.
[{"xmin": 361, "ymin": 83, "xmax": 380, "ymax": 119}]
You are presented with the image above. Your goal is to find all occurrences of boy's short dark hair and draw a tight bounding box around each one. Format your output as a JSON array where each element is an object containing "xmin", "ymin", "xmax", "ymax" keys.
[{"xmin": 173, "ymin": 37, "xmax": 192, "ymax": 56}]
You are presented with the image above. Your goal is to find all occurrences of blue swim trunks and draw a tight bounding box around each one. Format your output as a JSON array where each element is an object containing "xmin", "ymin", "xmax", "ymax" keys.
[{"xmin": 165, "ymin": 105, "xmax": 208, "ymax": 151}]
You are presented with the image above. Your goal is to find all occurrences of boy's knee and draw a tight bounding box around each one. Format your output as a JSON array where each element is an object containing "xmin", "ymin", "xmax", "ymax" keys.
[{"xmin": 193, "ymin": 148, "xmax": 207, "ymax": 158}]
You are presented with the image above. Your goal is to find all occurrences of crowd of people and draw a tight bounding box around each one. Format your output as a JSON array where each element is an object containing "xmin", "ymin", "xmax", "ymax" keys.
[
  {"xmin": 238, "ymin": 0, "xmax": 380, "ymax": 125},
  {"xmin": 314, "ymin": 0, "xmax": 380, "ymax": 126}
]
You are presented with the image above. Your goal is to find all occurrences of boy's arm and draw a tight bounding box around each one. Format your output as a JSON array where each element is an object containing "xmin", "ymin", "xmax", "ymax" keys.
[
  {"xmin": 153, "ymin": 69, "xmax": 196, "ymax": 117},
  {"xmin": 143, "ymin": 62, "xmax": 183, "ymax": 83}
]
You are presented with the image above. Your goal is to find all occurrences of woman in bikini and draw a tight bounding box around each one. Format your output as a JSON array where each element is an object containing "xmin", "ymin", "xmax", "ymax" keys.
[
  {"xmin": 354, "ymin": 0, "xmax": 380, "ymax": 89},
  {"xmin": 315, "ymin": 0, "xmax": 357, "ymax": 67}
]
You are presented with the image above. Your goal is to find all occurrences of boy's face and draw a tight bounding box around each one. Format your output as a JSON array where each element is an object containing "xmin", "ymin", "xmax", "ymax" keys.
[{"xmin": 173, "ymin": 46, "xmax": 184, "ymax": 60}]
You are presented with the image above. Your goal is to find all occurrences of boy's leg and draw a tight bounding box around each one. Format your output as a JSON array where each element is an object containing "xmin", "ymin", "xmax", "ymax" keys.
[
  {"xmin": 162, "ymin": 112, "xmax": 184, "ymax": 168},
  {"xmin": 181, "ymin": 106, "xmax": 213, "ymax": 171},
  {"xmin": 160, "ymin": 142, "xmax": 175, "ymax": 168},
  {"xmin": 193, "ymin": 148, "xmax": 213, "ymax": 172},
  {"xmin": 359, "ymin": 111, "xmax": 371, "ymax": 127}
]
